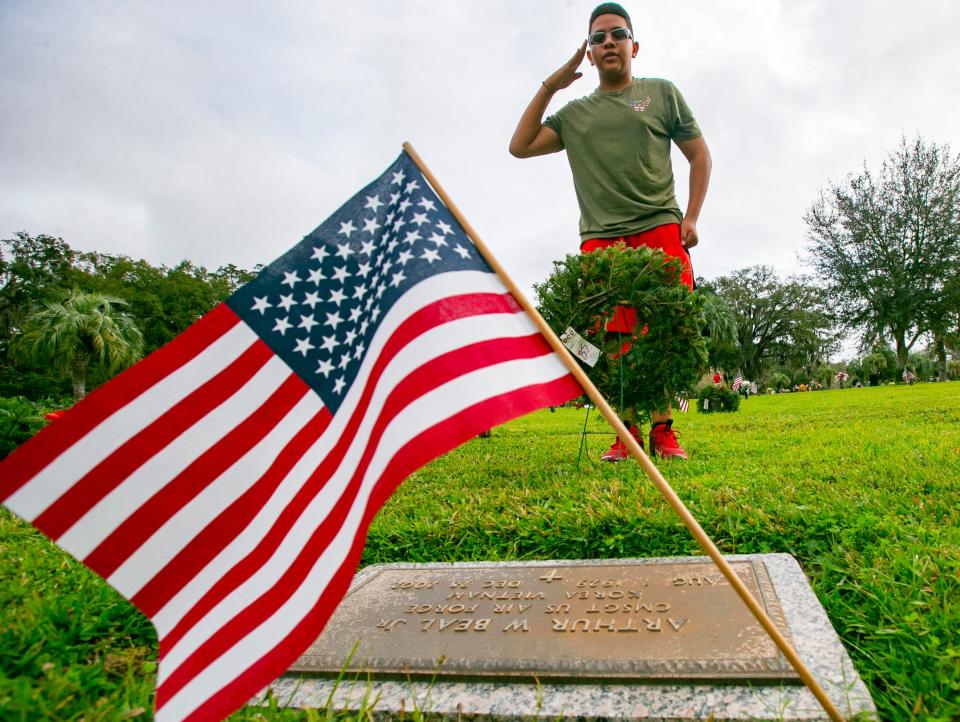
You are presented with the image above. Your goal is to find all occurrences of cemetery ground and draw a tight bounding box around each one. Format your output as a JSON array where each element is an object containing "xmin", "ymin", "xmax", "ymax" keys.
[{"xmin": 0, "ymin": 383, "xmax": 957, "ymax": 721}]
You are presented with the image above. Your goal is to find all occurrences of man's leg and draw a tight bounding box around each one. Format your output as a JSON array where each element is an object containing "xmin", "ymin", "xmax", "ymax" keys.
[
  {"xmin": 600, "ymin": 406, "xmax": 644, "ymax": 462},
  {"xmin": 649, "ymin": 407, "xmax": 688, "ymax": 460},
  {"xmin": 582, "ymin": 238, "xmax": 641, "ymax": 462},
  {"xmin": 631, "ymin": 225, "xmax": 692, "ymax": 461}
]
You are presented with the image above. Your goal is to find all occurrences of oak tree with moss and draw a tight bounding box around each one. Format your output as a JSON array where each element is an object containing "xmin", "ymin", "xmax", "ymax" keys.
[{"xmin": 805, "ymin": 136, "xmax": 960, "ymax": 368}]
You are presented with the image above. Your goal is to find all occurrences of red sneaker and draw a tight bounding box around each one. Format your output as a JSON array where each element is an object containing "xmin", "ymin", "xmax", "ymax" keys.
[
  {"xmin": 601, "ymin": 425, "xmax": 643, "ymax": 462},
  {"xmin": 649, "ymin": 420, "xmax": 688, "ymax": 460}
]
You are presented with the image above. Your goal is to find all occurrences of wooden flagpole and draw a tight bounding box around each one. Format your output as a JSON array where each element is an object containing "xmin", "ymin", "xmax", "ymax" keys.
[{"xmin": 403, "ymin": 141, "xmax": 846, "ymax": 722}]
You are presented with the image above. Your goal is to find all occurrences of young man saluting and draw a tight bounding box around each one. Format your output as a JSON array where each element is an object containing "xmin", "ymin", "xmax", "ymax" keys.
[{"xmin": 509, "ymin": 2, "xmax": 711, "ymax": 461}]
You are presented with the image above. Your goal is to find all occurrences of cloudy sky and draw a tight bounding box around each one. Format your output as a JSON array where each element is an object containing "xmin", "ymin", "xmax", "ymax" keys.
[{"xmin": 2, "ymin": 1, "xmax": 959, "ymax": 300}]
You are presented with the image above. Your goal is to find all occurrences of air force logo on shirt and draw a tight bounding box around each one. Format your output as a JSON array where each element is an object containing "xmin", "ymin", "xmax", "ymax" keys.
[{"xmin": 629, "ymin": 96, "xmax": 652, "ymax": 112}]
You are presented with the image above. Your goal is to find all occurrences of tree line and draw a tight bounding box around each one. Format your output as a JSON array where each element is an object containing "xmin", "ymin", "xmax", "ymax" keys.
[
  {"xmin": 1, "ymin": 135, "xmax": 957, "ymax": 404},
  {"xmin": 0, "ymin": 232, "xmax": 259, "ymax": 401}
]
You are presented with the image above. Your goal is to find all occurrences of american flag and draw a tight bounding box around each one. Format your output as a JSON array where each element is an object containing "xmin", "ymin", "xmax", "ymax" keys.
[
  {"xmin": 675, "ymin": 394, "xmax": 689, "ymax": 413},
  {"xmin": 1, "ymin": 150, "xmax": 581, "ymax": 721},
  {"xmin": 731, "ymin": 374, "xmax": 743, "ymax": 391}
]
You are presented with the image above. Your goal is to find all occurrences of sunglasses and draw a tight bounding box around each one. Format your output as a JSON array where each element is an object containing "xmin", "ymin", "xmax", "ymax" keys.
[{"xmin": 587, "ymin": 27, "xmax": 632, "ymax": 45}]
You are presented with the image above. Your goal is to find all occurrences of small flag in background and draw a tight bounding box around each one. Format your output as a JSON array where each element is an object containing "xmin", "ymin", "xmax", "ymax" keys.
[
  {"xmin": 0, "ymin": 150, "xmax": 582, "ymax": 722},
  {"xmin": 675, "ymin": 394, "xmax": 689, "ymax": 413},
  {"xmin": 732, "ymin": 373, "xmax": 743, "ymax": 391}
]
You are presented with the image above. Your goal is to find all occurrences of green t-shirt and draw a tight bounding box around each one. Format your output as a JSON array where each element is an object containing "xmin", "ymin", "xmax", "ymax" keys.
[{"xmin": 543, "ymin": 78, "xmax": 702, "ymax": 241}]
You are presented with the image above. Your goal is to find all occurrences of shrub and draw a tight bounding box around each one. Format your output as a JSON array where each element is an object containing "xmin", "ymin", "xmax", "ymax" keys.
[
  {"xmin": 948, "ymin": 359, "xmax": 960, "ymax": 380},
  {"xmin": 696, "ymin": 385, "xmax": 740, "ymax": 413},
  {"xmin": 767, "ymin": 372, "xmax": 791, "ymax": 390},
  {"xmin": 0, "ymin": 396, "xmax": 47, "ymax": 459},
  {"xmin": 862, "ymin": 352, "xmax": 888, "ymax": 380}
]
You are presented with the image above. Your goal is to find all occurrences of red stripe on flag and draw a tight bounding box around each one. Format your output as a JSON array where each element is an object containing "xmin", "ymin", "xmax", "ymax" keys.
[
  {"xmin": 156, "ymin": 334, "xmax": 566, "ymax": 703},
  {"xmin": 172, "ymin": 373, "xmax": 581, "ymax": 722},
  {"xmin": 33, "ymin": 341, "xmax": 275, "ymax": 541},
  {"xmin": 0, "ymin": 304, "xmax": 240, "ymax": 501},
  {"xmin": 132, "ymin": 407, "xmax": 332, "ymax": 618},
  {"xmin": 83, "ymin": 374, "xmax": 312, "ymax": 578},
  {"xmin": 156, "ymin": 292, "xmax": 524, "ymax": 654}
]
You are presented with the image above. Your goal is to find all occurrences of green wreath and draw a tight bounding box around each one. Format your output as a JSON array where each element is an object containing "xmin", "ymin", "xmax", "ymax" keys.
[{"xmin": 534, "ymin": 245, "xmax": 708, "ymax": 422}]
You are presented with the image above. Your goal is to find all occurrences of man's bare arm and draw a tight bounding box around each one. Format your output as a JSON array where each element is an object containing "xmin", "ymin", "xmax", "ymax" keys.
[
  {"xmin": 508, "ymin": 88, "xmax": 564, "ymax": 158},
  {"xmin": 509, "ymin": 42, "xmax": 586, "ymax": 158},
  {"xmin": 675, "ymin": 135, "xmax": 712, "ymax": 248}
]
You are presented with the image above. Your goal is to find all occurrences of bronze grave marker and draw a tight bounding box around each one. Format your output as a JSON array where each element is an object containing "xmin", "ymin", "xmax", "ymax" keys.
[{"xmin": 290, "ymin": 559, "xmax": 800, "ymax": 683}]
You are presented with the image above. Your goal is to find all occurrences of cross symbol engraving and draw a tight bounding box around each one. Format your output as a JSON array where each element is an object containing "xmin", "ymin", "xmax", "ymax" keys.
[{"xmin": 538, "ymin": 569, "xmax": 564, "ymax": 583}]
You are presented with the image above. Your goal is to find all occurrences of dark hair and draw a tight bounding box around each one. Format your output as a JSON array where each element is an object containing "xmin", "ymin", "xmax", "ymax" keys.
[{"xmin": 589, "ymin": 2, "xmax": 632, "ymax": 32}]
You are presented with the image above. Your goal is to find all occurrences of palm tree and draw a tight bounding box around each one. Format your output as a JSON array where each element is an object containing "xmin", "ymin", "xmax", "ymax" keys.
[{"xmin": 16, "ymin": 291, "xmax": 144, "ymax": 400}]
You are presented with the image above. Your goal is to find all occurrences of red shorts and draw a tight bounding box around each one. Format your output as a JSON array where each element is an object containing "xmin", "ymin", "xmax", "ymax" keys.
[{"xmin": 580, "ymin": 223, "xmax": 693, "ymax": 334}]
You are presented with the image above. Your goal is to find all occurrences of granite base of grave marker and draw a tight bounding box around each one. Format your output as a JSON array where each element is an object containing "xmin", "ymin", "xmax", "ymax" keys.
[{"xmin": 255, "ymin": 554, "xmax": 876, "ymax": 721}]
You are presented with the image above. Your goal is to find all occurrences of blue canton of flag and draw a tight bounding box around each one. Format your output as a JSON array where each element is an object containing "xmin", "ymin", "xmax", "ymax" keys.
[{"xmin": 229, "ymin": 153, "xmax": 486, "ymax": 413}]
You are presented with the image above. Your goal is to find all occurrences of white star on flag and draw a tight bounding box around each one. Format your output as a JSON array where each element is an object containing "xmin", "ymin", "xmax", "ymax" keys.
[
  {"xmin": 297, "ymin": 314, "xmax": 318, "ymax": 332},
  {"xmin": 323, "ymin": 310, "xmax": 343, "ymax": 329},
  {"xmin": 320, "ymin": 334, "xmax": 338, "ymax": 353},
  {"xmin": 293, "ymin": 336, "xmax": 314, "ymax": 355}
]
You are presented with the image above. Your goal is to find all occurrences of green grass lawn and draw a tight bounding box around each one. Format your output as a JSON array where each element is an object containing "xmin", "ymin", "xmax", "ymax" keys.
[{"xmin": 1, "ymin": 383, "xmax": 958, "ymax": 721}]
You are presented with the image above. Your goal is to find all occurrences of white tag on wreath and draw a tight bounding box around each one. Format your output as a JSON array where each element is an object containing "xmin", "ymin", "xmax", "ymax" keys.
[{"xmin": 560, "ymin": 326, "xmax": 601, "ymax": 367}]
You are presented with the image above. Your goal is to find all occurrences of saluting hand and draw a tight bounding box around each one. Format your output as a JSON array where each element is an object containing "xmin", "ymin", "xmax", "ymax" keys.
[{"xmin": 543, "ymin": 42, "xmax": 587, "ymax": 93}]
